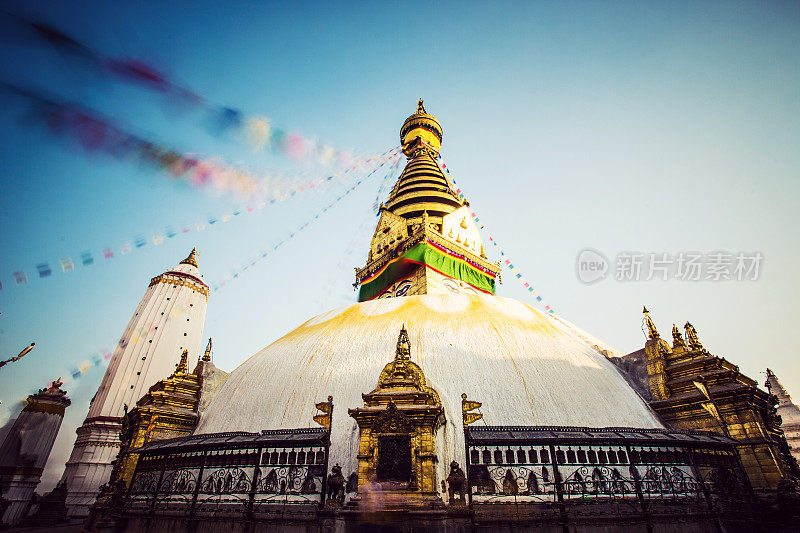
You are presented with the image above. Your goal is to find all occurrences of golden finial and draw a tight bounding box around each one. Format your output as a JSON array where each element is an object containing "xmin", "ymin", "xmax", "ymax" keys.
[
  {"xmin": 175, "ymin": 349, "xmax": 189, "ymax": 375},
  {"xmin": 401, "ymin": 99, "xmax": 442, "ymax": 156},
  {"xmin": 672, "ymin": 324, "xmax": 687, "ymax": 352},
  {"xmin": 643, "ymin": 306, "xmax": 659, "ymax": 339},
  {"xmin": 396, "ymin": 325, "xmax": 411, "ymax": 360},
  {"xmin": 684, "ymin": 322, "xmax": 704, "ymax": 351},
  {"xmin": 202, "ymin": 338, "xmax": 212, "ymax": 362},
  {"xmin": 180, "ymin": 247, "xmax": 199, "ymax": 268}
]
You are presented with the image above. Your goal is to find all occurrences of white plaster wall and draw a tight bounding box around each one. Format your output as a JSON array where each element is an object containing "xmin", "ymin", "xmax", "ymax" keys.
[{"xmin": 88, "ymin": 262, "xmax": 208, "ymax": 418}]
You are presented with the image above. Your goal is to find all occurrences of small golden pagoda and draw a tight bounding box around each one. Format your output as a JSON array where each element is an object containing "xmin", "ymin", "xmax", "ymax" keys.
[
  {"xmin": 112, "ymin": 339, "xmax": 228, "ymax": 488},
  {"xmin": 348, "ymin": 326, "xmax": 444, "ymax": 501}
]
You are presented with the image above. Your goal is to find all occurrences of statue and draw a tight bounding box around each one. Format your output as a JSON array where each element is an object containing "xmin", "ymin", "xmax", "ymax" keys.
[
  {"xmin": 326, "ymin": 464, "xmax": 346, "ymax": 506},
  {"xmin": 777, "ymin": 477, "xmax": 800, "ymax": 520},
  {"xmin": 345, "ymin": 473, "xmax": 358, "ymax": 494},
  {"xmin": 446, "ymin": 461, "xmax": 467, "ymax": 505},
  {"xmin": 502, "ymin": 469, "xmax": 519, "ymax": 495},
  {"xmin": 110, "ymin": 478, "xmax": 127, "ymax": 509}
]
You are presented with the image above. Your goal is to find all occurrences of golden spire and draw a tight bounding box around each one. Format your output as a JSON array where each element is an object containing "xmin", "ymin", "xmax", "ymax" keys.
[
  {"xmin": 202, "ymin": 338, "xmax": 212, "ymax": 362},
  {"xmin": 672, "ymin": 324, "xmax": 688, "ymax": 352},
  {"xmin": 180, "ymin": 247, "xmax": 198, "ymax": 268},
  {"xmin": 175, "ymin": 349, "xmax": 189, "ymax": 375},
  {"xmin": 684, "ymin": 322, "xmax": 704, "ymax": 351},
  {"xmin": 643, "ymin": 306, "xmax": 659, "ymax": 339},
  {"xmin": 396, "ymin": 324, "xmax": 411, "ymax": 361}
]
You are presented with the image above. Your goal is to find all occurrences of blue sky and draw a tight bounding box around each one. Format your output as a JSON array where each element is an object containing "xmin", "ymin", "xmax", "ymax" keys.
[{"xmin": 0, "ymin": 1, "xmax": 798, "ymax": 491}]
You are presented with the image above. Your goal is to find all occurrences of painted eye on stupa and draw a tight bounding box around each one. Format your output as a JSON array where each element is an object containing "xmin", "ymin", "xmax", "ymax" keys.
[{"xmin": 395, "ymin": 281, "xmax": 412, "ymax": 297}]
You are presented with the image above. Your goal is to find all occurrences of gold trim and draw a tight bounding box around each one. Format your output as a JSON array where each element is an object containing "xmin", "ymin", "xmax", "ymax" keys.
[{"xmin": 149, "ymin": 273, "xmax": 210, "ymax": 300}]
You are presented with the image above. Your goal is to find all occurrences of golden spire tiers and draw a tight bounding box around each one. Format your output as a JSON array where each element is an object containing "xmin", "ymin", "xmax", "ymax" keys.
[{"xmin": 354, "ymin": 101, "xmax": 501, "ymax": 301}]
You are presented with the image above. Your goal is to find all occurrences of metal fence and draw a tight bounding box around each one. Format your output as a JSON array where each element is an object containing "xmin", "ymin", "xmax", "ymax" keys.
[{"xmin": 124, "ymin": 428, "xmax": 329, "ymax": 519}]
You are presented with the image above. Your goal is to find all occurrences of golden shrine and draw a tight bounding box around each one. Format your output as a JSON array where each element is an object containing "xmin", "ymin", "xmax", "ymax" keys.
[
  {"xmin": 348, "ymin": 326, "xmax": 444, "ymax": 501},
  {"xmin": 641, "ymin": 307, "xmax": 797, "ymax": 490}
]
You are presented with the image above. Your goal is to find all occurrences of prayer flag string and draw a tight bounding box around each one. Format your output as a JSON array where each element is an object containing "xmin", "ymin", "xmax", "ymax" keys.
[
  {"xmin": 435, "ymin": 153, "xmax": 558, "ymax": 315},
  {"xmin": 0, "ymin": 81, "xmax": 362, "ymax": 200},
  {"xmin": 316, "ymin": 156, "xmax": 405, "ymax": 306},
  {"xmin": 9, "ymin": 300, "xmax": 196, "ymax": 406},
  {"xmin": 6, "ymin": 153, "xmax": 403, "ymax": 406},
  {"xmin": 1, "ymin": 146, "xmax": 399, "ymax": 292},
  {"xmin": 5, "ymin": 14, "xmax": 354, "ymax": 167},
  {"xmin": 212, "ymin": 152, "xmax": 404, "ymax": 292}
]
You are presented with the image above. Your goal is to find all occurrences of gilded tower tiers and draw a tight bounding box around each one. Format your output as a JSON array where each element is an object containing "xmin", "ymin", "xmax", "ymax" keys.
[
  {"xmin": 641, "ymin": 309, "xmax": 800, "ymax": 491},
  {"xmin": 355, "ymin": 101, "xmax": 501, "ymax": 301}
]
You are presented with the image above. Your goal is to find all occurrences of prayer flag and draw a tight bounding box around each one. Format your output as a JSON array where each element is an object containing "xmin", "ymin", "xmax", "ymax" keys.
[
  {"xmin": 60, "ymin": 257, "xmax": 75, "ymax": 272},
  {"xmin": 81, "ymin": 251, "xmax": 94, "ymax": 265},
  {"xmin": 13, "ymin": 270, "xmax": 28, "ymax": 284},
  {"xmin": 120, "ymin": 244, "xmax": 132, "ymax": 255},
  {"xmin": 36, "ymin": 263, "xmax": 52, "ymax": 278}
]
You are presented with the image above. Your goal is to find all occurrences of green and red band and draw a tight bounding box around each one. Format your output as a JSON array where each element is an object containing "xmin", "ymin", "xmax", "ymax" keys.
[{"xmin": 358, "ymin": 240, "xmax": 496, "ymax": 301}]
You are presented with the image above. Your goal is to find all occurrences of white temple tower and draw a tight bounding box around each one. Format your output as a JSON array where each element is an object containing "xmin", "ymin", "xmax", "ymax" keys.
[
  {"xmin": 0, "ymin": 379, "xmax": 71, "ymax": 526},
  {"xmin": 766, "ymin": 368, "xmax": 800, "ymax": 463},
  {"xmin": 60, "ymin": 249, "xmax": 209, "ymax": 517}
]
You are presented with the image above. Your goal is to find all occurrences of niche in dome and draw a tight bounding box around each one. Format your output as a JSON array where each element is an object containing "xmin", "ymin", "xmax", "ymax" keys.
[{"xmin": 348, "ymin": 326, "xmax": 444, "ymax": 497}]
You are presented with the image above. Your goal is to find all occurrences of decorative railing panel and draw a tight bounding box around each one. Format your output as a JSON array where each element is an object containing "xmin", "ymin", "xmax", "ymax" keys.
[
  {"xmin": 464, "ymin": 426, "xmax": 751, "ymax": 510},
  {"xmin": 124, "ymin": 429, "xmax": 330, "ymax": 518}
]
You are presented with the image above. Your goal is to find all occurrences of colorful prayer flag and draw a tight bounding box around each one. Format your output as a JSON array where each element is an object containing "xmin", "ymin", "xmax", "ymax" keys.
[
  {"xmin": 60, "ymin": 257, "xmax": 75, "ymax": 272},
  {"xmin": 36, "ymin": 263, "xmax": 52, "ymax": 278},
  {"xmin": 13, "ymin": 270, "xmax": 28, "ymax": 284},
  {"xmin": 81, "ymin": 251, "xmax": 94, "ymax": 265}
]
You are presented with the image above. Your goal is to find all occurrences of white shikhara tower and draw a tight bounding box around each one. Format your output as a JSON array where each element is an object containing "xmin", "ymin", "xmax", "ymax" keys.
[{"xmin": 61, "ymin": 249, "xmax": 209, "ymax": 517}]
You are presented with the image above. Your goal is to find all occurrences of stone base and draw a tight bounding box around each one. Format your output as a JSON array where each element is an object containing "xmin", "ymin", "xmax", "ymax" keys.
[
  {"xmin": 97, "ymin": 497, "xmax": 782, "ymax": 533},
  {"xmin": 346, "ymin": 490, "xmax": 446, "ymax": 512}
]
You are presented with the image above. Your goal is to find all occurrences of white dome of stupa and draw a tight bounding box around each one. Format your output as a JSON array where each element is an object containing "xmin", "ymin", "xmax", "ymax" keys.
[{"xmin": 196, "ymin": 294, "xmax": 662, "ymax": 483}]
